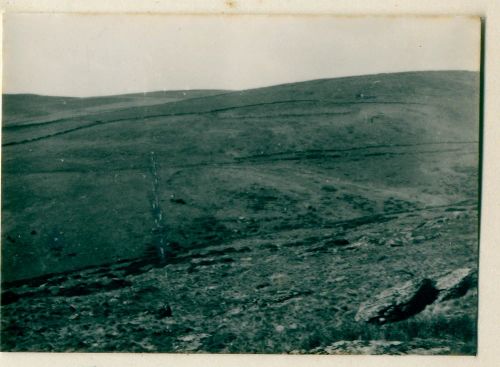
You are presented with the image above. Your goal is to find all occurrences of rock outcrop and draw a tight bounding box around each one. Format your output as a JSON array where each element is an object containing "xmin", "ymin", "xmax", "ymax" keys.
[
  {"xmin": 355, "ymin": 278, "xmax": 439, "ymax": 324},
  {"xmin": 435, "ymin": 267, "xmax": 476, "ymax": 302},
  {"xmin": 308, "ymin": 339, "xmax": 458, "ymax": 355},
  {"xmin": 355, "ymin": 267, "xmax": 476, "ymax": 324}
]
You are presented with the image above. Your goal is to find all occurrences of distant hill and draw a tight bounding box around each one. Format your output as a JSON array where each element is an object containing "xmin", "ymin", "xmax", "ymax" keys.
[{"xmin": 2, "ymin": 89, "xmax": 229, "ymax": 127}]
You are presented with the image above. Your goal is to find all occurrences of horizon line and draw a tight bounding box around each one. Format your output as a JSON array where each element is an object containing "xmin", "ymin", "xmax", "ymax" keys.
[{"xmin": 2, "ymin": 69, "xmax": 478, "ymax": 99}]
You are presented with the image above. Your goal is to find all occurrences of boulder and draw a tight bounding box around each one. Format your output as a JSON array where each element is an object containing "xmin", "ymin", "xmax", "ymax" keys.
[
  {"xmin": 355, "ymin": 278, "xmax": 439, "ymax": 324},
  {"xmin": 435, "ymin": 267, "xmax": 476, "ymax": 302}
]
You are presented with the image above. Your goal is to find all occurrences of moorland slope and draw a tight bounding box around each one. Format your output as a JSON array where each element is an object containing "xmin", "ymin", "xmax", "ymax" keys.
[{"xmin": 1, "ymin": 71, "xmax": 480, "ymax": 353}]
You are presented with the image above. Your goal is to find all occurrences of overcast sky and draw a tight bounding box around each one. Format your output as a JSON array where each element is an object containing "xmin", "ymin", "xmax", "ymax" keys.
[{"xmin": 3, "ymin": 14, "xmax": 480, "ymax": 97}]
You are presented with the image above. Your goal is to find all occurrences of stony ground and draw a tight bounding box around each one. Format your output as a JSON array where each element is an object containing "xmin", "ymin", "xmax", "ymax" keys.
[{"xmin": 1, "ymin": 203, "xmax": 478, "ymax": 353}]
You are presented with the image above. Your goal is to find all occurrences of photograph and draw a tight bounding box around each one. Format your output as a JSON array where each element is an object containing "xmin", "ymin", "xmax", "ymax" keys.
[{"xmin": 1, "ymin": 14, "xmax": 481, "ymax": 354}]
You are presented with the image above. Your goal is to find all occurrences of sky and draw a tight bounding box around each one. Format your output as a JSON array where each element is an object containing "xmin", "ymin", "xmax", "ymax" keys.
[{"xmin": 2, "ymin": 14, "xmax": 480, "ymax": 97}]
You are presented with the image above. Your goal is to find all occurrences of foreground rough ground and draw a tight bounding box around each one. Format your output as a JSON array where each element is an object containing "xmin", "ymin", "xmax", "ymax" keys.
[{"xmin": 1, "ymin": 204, "xmax": 477, "ymax": 353}]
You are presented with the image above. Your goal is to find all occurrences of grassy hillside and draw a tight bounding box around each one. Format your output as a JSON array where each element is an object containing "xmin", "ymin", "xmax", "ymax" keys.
[
  {"xmin": 1, "ymin": 71, "xmax": 479, "ymax": 353},
  {"xmin": 2, "ymin": 70, "xmax": 479, "ymax": 281},
  {"xmin": 2, "ymin": 89, "xmax": 229, "ymax": 127}
]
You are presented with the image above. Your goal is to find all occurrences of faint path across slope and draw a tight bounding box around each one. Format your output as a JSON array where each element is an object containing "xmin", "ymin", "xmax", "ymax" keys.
[{"xmin": 2, "ymin": 99, "xmax": 428, "ymax": 147}]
